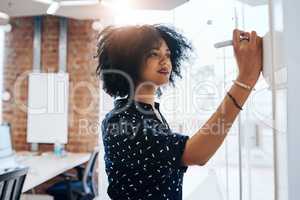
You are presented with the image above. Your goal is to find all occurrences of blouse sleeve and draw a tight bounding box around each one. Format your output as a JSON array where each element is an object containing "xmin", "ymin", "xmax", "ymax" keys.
[{"xmin": 102, "ymin": 114, "xmax": 189, "ymax": 171}]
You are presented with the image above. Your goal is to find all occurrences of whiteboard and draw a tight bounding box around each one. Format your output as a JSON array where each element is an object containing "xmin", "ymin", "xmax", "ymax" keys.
[{"xmin": 27, "ymin": 73, "xmax": 69, "ymax": 144}]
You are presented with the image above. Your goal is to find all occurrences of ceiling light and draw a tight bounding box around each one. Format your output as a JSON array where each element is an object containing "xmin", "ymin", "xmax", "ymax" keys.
[
  {"xmin": 33, "ymin": 0, "xmax": 54, "ymax": 4},
  {"xmin": 0, "ymin": 12, "xmax": 9, "ymax": 20},
  {"xmin": 47, "ymin": 1, "xmax": 60, "ymax": 15}
]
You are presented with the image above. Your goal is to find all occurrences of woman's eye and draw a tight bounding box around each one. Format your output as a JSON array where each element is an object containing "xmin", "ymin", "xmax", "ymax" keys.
[
  {"xmin": 149, "ymin": 52, "xmax": 159, "ymax": 57},
  {"xmin": 148, "ymin": 51, "xmax": 171, "ymax": 59}
]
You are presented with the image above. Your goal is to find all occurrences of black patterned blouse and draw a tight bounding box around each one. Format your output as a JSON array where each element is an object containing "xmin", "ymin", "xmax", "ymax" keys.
[{"xmin": 101, "ymin": 98, "xmax": 189, "ymax": 200}]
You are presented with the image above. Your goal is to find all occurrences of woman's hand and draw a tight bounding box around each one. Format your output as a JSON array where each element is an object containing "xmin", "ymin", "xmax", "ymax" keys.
[{"xmin": 233, "ymin": 29, "xmax": 263, "ymax": 87}]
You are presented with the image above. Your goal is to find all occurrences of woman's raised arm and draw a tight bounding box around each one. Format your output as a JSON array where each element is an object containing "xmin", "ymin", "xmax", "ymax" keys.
[{"xmin": 182, "ymin": 29, "xmax": 263, "ymax": 166}]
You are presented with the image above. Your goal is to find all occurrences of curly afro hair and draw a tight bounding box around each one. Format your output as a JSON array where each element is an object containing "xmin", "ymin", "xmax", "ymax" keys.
[{"xmin": 95, "ymin": 24, "xmax": 192, "ymax": 98}]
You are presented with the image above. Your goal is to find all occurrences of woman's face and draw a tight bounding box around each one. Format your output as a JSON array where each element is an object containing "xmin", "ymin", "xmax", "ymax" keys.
[{"xmin": 139, "ymin": 39, "xmax": 172, "ymax": 87}]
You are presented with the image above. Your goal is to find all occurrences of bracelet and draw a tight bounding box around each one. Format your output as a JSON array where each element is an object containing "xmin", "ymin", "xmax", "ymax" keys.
[
  {"xmin": 233, "ymin": 80, "xmax": 255, "ymax": 91},
  {"xmin": 227, "ymin": 92, "xmax": 243, "ymax": 110}
]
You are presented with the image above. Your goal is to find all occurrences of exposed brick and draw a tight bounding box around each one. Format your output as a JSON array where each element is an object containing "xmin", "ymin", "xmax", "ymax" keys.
[{"xmin": 3, "ymin": 16, "xmax": 99, "ymax": 154}]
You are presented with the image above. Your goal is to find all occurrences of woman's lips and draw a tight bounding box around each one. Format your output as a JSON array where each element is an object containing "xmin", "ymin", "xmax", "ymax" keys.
[{"xmin": 157, "ymin": 70, "xmax": 170, "ymax": 75}]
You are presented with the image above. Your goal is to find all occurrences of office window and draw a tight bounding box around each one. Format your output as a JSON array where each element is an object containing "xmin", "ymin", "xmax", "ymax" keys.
[
  {"xmin": 235, "ymin": 2, "xmax": 275, "ymax": 200},
  {"xmin": 98, "ymin": 0, "xmax": 276, "ymax": 199}
]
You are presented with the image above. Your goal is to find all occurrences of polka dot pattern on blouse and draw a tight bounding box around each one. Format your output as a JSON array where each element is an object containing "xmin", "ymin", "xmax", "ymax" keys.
[{"xmin": 101, "ymin": 98, "xmax": 189, "ymax": 200}]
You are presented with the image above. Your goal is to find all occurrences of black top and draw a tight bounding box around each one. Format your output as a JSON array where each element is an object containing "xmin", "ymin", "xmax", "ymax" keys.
[{"xmin": 101, "ymin": 98, "xmax": 189, "ymax": 200}]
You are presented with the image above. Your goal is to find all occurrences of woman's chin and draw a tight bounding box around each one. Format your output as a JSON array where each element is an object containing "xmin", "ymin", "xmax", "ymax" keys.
[{"xmin": 155, "ymin": 79, "xmax": 169, "ymax": 86}]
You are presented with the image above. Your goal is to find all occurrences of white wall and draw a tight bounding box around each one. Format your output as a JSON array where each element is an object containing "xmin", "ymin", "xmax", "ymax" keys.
[
  {"xmin": 282, "ymin": 0, "xmax": 300, "ymax": 200},
  {"xmin": 268, "ymin": 0, "xmax": 300, "ymax": 199}
]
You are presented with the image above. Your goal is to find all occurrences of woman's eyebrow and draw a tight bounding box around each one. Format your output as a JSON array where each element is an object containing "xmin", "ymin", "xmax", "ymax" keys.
[
  {"xmin": 151, "ymin": 48, "xmax": 171, "ymax": 52},
  {"xmin": 151, "ymin": 47, "xmax": 160, "ymax": 50}
]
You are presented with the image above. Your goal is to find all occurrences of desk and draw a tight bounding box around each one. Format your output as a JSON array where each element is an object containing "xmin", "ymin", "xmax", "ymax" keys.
[{"xmin": 16, "ymin": 151, "xmax": 90, "ymax": 192}]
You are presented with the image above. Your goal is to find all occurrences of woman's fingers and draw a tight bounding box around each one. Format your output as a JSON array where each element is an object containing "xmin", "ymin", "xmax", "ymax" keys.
[
  {"xmin": 240, "ymin": 32, "xmax": 250, "ymax": 47},
  {"xmin": 256, "ymin": 35, "xmax": 263, "ymax": 71},
  {"xmin": 250, "ymin": 31, "xmax": 257, "ymax": 47},
  {"xmin": 232, "ymin": 29, "xmax": 262, "ymax": 86},
  {"xmin": 233, "ymin": 29, "xmax": 253, "ymax": 50},
  {"xmin": 257, "ymin": 35, "xmax": 263, "ymax": 48},
  {"xmin": 233, "ymin": 29, "xmax": 241, "ymax": 51},
  {"xmin": 241, "ymin": 31, "xmax": 250, "ymax": 39}
]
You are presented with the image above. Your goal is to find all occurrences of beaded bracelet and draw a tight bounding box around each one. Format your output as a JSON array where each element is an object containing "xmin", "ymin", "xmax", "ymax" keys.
[
  {"xmin": 233, "ymin": 80, "xmax": 255, "ymax": 91},
  {"xmin": 227, "ymin": 92, "xmax": 243, "ymax": 110}
]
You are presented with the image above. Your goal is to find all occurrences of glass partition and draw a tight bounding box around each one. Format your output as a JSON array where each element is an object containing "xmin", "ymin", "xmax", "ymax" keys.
[{"xmin": 98, "ymin": 1, "xmax": 277, "ymax": 199}]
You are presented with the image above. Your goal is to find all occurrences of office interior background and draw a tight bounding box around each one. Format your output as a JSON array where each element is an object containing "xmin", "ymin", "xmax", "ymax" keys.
[{"xmin": 0, "ymin": 0, "xmax": 299, "ymax": 200}]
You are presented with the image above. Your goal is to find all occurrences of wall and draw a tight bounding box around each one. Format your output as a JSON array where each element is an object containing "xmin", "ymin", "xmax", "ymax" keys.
[
  {"xmin": 283, "ymin": 0, "xmax": 300, "ymax": 199},
  {"xmin": 0, "ymin": 29, "xmax": 5, "ymax": 124},
  {"xmin": 2, "ymin": 16, "xmax": 100, "ymax": 153}
]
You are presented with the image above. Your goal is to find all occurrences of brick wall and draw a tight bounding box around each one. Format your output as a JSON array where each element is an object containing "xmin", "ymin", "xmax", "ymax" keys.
[{"xmin": 3, "ymin": 16, "xmax": 100, "ymax": 153}]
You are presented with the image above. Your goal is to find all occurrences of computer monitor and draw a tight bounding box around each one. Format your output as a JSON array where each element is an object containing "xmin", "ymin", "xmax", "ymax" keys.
[
  {"xmin": 0, "ymin": 124, "xmax": 13, "ymax": 158},
  {"xmin": 0, "ymin": 124, "xmax": 19, "ymax": 172}
]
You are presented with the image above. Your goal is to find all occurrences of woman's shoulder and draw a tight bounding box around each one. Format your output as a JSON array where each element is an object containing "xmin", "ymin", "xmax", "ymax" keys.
[
  {"xmin": 101, "ymin": 107, "xmax": 144, "ymax": 142},
  {"xmin": 102, "ymin": 106, "xmax": 141, "ymax": 127}
]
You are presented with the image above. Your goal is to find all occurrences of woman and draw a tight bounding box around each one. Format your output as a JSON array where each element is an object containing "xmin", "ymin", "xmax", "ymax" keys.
[{"xmin": 96, "ymin": 24, "xmax": 262, "ymax": 199}]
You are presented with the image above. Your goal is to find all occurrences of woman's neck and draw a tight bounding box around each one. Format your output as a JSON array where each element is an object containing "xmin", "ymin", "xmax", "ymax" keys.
[{"xmin": 134, "ymin": 84, "xmax": 157, "ymax": 108}]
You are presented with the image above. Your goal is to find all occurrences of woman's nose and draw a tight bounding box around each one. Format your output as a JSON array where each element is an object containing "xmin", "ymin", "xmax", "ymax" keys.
[{"xmin": 159, "ymin": 54, "xmax": 169, "ymax": 65}]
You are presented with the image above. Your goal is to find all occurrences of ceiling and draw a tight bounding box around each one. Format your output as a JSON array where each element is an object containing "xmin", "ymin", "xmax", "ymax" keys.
[{"xmin": 0, "ymin": 0, "xmax": 189, "ymax": 20}]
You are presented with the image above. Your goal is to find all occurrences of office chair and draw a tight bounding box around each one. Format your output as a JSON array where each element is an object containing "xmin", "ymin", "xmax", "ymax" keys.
[
  {"xmin": 47, "ymin": 148, "xmax": 99, "ymax": 200},
  {"xmin": 0, "ymin": 167, "xmax": 28, "ymax": 200}
]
